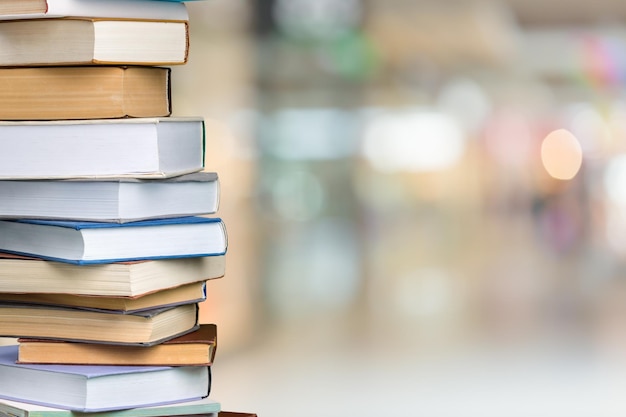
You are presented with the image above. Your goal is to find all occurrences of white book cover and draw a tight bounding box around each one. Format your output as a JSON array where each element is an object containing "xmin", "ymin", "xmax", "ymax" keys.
[
  {"xmin": 0, "ymin": 118, "xmax": 205, "ymax": 179},
  {"xmin": 0, "ymin": 397, "xmax": 220, "ymax": 417}
]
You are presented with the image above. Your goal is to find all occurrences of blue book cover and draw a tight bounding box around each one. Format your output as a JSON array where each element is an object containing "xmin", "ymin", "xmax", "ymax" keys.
[
  {"xmin": 0, "ymin": 345, "xmax": 210, "ymax": 412},
  {"xmin": 18, "ymin": 216, "xmax": 222, "ymax": 229},
  {"xmin": 0, "ymin": 216, "xmax": 227, "ymax": 265}
]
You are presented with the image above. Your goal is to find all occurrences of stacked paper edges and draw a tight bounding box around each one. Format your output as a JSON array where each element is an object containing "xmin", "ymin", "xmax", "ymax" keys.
[{"xmin": 0, "ymin": 0, "xmax": 231, "ymax": 415}]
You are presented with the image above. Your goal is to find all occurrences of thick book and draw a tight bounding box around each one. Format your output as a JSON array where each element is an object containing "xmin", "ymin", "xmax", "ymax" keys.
[
  {"xmin": 0, "ymin": 303, "xmax": 198, "ymax": 345},
  {"xmin": 0, "ymin": 66, "xmax": 171, "ymax": 120},
  {"xmin": 0, "ymin": 217, "xmax": 227, "ymax": 265},
  {"xmin": 0, "ymin": 254, "xmax": 225, "ymax": 297},
  {"xmin": 0, "ymin": 118, "xmax": 205, "ymax": 179},
  {"xmin": 18, "ymin": 324, "xmax": 217, "ymax": 366},
  {"xmin": 0, "ymin": 172, "xmax": 219, "ymax": 223},
  {"xmin": 0, "ymin": 0, "xmax": 188, "ymax": 20},
  {"xmin": 0, "ymin": 18, "xmax": 189, "ymax": 66},
  {"xmin": 0, "ymin": 397, "xmax": 220, "ymax": 417},
  {"xmin": 0, "ymin": 281, "xmax": 207, "ymax": 313},
  {"xmin": 0, "ymin": 345, "xmax": 210, "ymax": 412}
]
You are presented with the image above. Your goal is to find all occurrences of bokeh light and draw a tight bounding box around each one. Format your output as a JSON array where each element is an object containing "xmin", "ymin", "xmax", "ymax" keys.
[
  {"xmin": 540, "ymin": 129, "xmax": 583, "ymax": 180},
  {"xmin": 362, "ymin": 110, "xmax": 466, "ymax": 173},
  {"xmin": 178, "ymin": 2, "xmax": 626, "ymax": 416},
  {"xmin": 436, "ymin": 77, "xmax": 492, "ymax": 134},
  {"xmin": 273, "ymin": 0, "xmax": 361, "ymax": 40},
  {"xmin": 604, "ymin": 154, "xmax": 626, "ymax": 205}
]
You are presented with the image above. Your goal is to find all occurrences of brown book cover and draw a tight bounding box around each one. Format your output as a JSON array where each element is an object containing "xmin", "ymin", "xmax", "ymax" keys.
[
  {"xmin": 0, "ymin": 303, "xmax": 199, "ymax": 346},
  {"xmin": 0, "ymin": 66, "xmax": 171, "ymax": 120},
  {"xmin": 0, "ymin": 281, "xmax": 207, "ymax": 313},
  {"xmin": 0, "ymin": 253, "xmax": 225, "ymax": 297},
  {"xmin": 18, "ymin": 324, "xmax": 217, "ymax": 366}
]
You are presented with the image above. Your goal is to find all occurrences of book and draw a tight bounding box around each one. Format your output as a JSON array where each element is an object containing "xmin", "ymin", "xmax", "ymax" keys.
[
  {"xmin": 0, "ymin": 66, "xmax": 171, "ymax": 120},
  {"xmin": 0, "ymin": 345, "xmax": 210, "ymax": 412},
  {"xmin": 218, "ymin": 413, "xmax": 257, "ymax": 417},
  {"xmin": 0, "ymin": 172, "xmax": 219, "ymax": 223},
  {"xmin": 0, "ymin": 217, "xmax": 227, "ymax": 265},
  {"xmin": 0, "ymin": 397, "xmax": 221, "ymax": 417},
  {"xmin": 0, "ymin": 303, "xmax": 198, "ymax": 345},
  {"xmin": 0, "ymin": 254, "xmax": 224, "ymax": 297},
  {"xmin": 0, "ymin": 281, "xmax": 207, "ymax": 313},
  {"xmin": 18, "ymin": 324, "xmax": 217, "ymax": 366},
  {"xmin": 0, "ymin": 0, "xmax": 188, "ymax": 20},
  {"xmin": 0, "ymin": 118, "xmax": 205, "ymax": 179},
  {"xmin": 0, "ymin": 18, "xmax": 189, "ymax": 66}
]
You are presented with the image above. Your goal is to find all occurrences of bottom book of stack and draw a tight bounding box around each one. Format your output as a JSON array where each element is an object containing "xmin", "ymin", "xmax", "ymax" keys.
[
  {"xmin": 0, "ymin": 399, "xmax": 257, "ymax": 417},
  {"xmin": 0, "ymin": 394, "xmax": 222, "ymax": 417},
  {"xmin": 0, "ymin": 344, "xmax": 211, "ymax": 412}
]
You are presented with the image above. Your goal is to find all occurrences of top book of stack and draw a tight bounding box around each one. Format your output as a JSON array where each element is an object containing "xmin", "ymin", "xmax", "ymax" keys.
[{"xmin": 0, "ymin": 0, "xmax": 191, "ymax": 66}]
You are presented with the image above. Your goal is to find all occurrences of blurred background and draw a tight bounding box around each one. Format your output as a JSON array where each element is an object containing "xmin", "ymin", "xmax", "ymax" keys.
[{"xmin": 173, "ymin": 1, "xmax": 626, "ymax": 416}]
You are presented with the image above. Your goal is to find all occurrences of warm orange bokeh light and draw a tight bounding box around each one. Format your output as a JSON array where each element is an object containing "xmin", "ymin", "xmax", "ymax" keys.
[{"xmin": 540, "ymin": 128, "xmax": 583, "ymax": 180}]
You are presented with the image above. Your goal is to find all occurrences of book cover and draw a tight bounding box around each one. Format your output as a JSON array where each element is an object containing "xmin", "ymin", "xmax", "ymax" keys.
[
  {"xmin": 0, "ymin": 172, "xmax": 219, "ymax": 222},
  {"xmin": 0, "ymin": 118, "xmax": 205, "ymax": 179},
  {"xmin": 0, "ymin": 281, "xmax": 207, "ymax": 313},
  {"xmin": 0, "ymin": 217, "xmax": 227, "ymax": 265},
  {"xmin": 0, "ymin": 254, "xmax": 225, "ymax": 297},
  {"xmin": 0, "ymin": 67, "xmax": 172, "ymax": 120},
  {"xmin": 0, "ymin": 303, "xmax": 199, "ymax": 345},
  {"xmin": 0, "ymin": 0, "xmax": 189, "ymax": 20},
  {"xmin": 0, "ymin": 18, "xmax": 189, "ymax": 66},
  {"xmin": 0, "ymin": 397, "xmax": 220, "ymax": 417},
  {"xmin": 218, "ymin": 413, "xmax": 258, "ymax": 417},
  {"xmin": 0, "ymin": 345, "xmax": 210, "ymax": 412},
  {"xmin": 18, "ymin": 324, "xmax": 217, "ymax": 366}
]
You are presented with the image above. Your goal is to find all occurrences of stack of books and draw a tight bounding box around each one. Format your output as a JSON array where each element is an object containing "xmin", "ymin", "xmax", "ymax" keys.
[{"xmin": 0, "ymin": 0, "xmax": 255, "ymax": 416}]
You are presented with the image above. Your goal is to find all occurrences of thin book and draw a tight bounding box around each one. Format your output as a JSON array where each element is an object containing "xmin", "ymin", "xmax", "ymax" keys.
[
  {"xmin": 18, "ymin": 324, "xmax": 217, "ymax": 366},
  {"xmin": 0, "ymin": 281, "xmax": 208, "ymax": 313},
  {"xmin": 0, "ymin": 0, "xmax": 189, "ymax": 20},
  {"xmin": 0, "ymin": 397, "xmax": 221, "ymax": 417}
]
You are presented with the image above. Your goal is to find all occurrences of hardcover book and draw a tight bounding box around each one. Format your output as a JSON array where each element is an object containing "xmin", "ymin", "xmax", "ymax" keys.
[
  {"xmin": 218, "ymin": 413, "xmax": 257, "ymax": 417},
  {"xmin": 0, "ymin": 172, "xmax": 219, "ymax": 223},
  {"xmin": 0, "ymin": 118, "xmax": 205, "ymax": 179},
  {"xmin": 0, "ymin": 303, "xmax": 199, "ymax": 345},
  {"xmin": 0, "ymin": 0, "xmax": 188, "ymax": 20},
  {"xmin": 0, "ymin": 397, "xmax": 221, "ymax": 417},
  {"xmin": 0, "ymin": 345, "xmax": 210, "ymax": 412},
  {"xmin": 0, "ymin": 66, "xmax": 172, "ymax": 120},
  {"xmin": 0, "ymin": 254, "xmax": 225, "ymax": 297},
  {"xmin": 0, "ymin": 18, "xmax": 189, "ymax": 66},
  {"xmin": 0, "ymin": 281, "xmax": 207, "ymax": 313},
  {"xmin": 0, "ymin": 217, "xmax": 227, "ymax": 265},
  {"xmin": 18, "ymin": 324, "xmax": 217, "ymax": 366}
]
